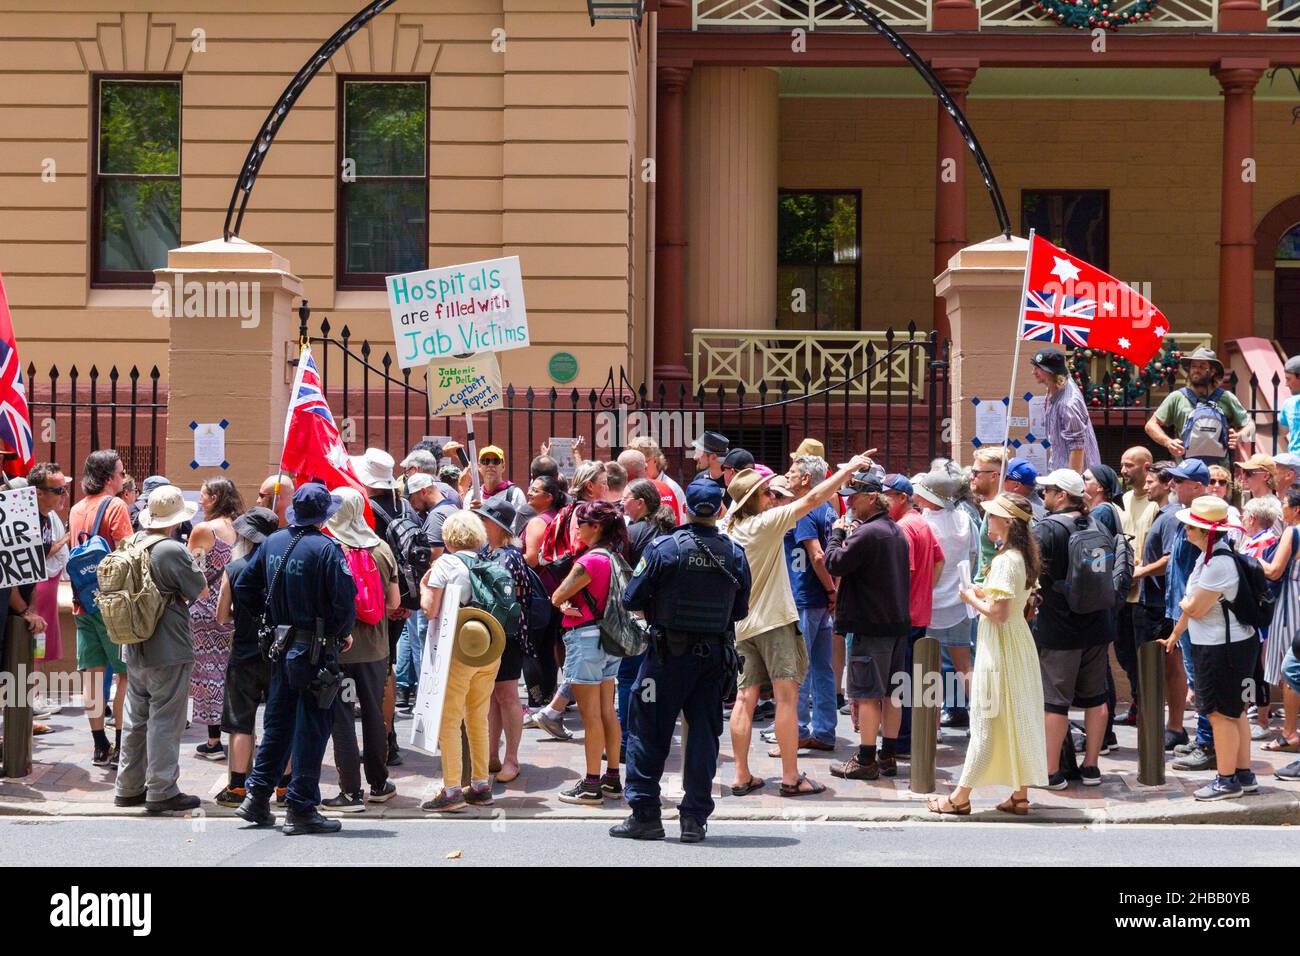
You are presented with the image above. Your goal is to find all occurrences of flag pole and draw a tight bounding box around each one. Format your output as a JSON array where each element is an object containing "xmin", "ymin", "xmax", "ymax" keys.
[
  {"xmin": 999, "ymin": 228, "xmax": 1035, "ymax": 486},
  {"xmin": 465, "ymin": 411, "xmax": 482, "ymax": 506},
  {"xmin": 271, "ymin": 337, "xmax": 309, "ymax": 517}
]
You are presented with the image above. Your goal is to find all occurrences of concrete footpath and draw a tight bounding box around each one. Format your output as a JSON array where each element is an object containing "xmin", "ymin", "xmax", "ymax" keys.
[{"xmin": 3, "ymin": 695, "xmax": 1299, "ymax": 825}]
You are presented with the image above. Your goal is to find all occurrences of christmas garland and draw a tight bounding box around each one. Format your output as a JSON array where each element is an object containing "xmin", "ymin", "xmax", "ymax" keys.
[
  {"xmin": 1035, "ymin": 0, "xmax": 1159, "ymax": 30},
  {"xmin": 1069, "ymin": 341, "xmax": 1185, "ymax": 408}
]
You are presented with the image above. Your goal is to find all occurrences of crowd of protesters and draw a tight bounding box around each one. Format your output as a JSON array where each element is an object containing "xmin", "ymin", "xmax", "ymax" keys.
[{"xmin": 6, "ymin": 344, "xmax": 1300, "ymax": 824}]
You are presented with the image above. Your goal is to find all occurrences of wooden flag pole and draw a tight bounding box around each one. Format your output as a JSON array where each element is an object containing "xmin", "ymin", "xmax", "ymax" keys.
[
  {"xmin": 999, "ymin": 228, "xmax": 1036, "ymax": 486},
  {"xmin": 465, "ymin": 412, "xmax": 482, "ymax": 505}
]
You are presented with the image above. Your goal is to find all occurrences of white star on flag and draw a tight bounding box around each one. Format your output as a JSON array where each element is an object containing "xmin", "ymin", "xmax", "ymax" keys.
[
  {"xmin": 1154, "ymin": 326, "xmax": 1166, "ymax": 338},
  {"xmin": 1050, "ymin": 256, "xmax": 1082, "ymax": 284},
  {"xmin": 1101, "ymin": 302, "xmax": 1115, "ymax": 313},
  {"xmin": 1118, "ymin": 337, "xmax": 1131, "ymax": 350}
]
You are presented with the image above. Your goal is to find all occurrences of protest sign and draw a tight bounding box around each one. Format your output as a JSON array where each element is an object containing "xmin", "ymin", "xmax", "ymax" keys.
[
  {"xmin": 548, "ymin": 437, "xmax": 578, "ymax": 480},
  {"xmin": 388, "ymin": 256, "xmax": 529, "ymax": 368},
  {"xmin": 425, "ymin": 352, "xmax": 504, "ymax": 418},
  {"xmin": 409, "ymin": 583, "xmax": 460, "ymax": 754},
  {"xmin": 0, "ymin": 487, "xmax": 46, "ymax": 589}
]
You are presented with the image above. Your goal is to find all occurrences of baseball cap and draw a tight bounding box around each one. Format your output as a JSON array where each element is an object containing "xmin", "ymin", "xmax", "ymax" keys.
[
  {"xmin": 406, "ymin": 473, "xmax": 435, "ymax": 495},
  {"xmin": 478, "ymin": 445, "xmax": 505, "ymax": 462},
  {"xmin": 1167, "ymin": 460, "xmax": 1211, "ymax": 484},
  {"xmin": 1004, "ymin": 457, "xmax": 1038, "ymax": 487},
  {"xmin": 882, "ymin": 473, "xmax": 913, "ymax": 497},
  {"xmin": 1286, "ymin": 355, "xmax": 1300, "ymax": 376},
  {"xmin": 838, "ymin": 469, "xmax": 884, "ymax": 498},
  {"xmin": 1274, "ymin": 452, "xmax": 1300, "ymax": 472},
  {"xmin": 684, "ymin": 477, "xmax": 724, "ymax": 519},
  {"xmin": 724, "ymin": 448, "xmax": 756, "ymax": 471},
  {"xmin": 1030, "ymin": 348, "xmax": 1068, "ymax": 378},
  {"xmin": 1036, "ymin": 468, "xmax": 1086, "ymax": 497}
]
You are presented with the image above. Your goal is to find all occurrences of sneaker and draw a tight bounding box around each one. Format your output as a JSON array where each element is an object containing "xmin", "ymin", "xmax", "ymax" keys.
[
  {"xmin": 877, "ymin": 752, "xmax": 898, "ymax": 778},
  {"xmin": 609, "ymin": 815, "xmax": 665, "ymax": 840},
  {"xmin": 1275, "ymin": 760, "xmax": 1300, "ymax": 781},
  {"xmin": 32, "ymin": 700, "xmax": 62, "ymax": 717},
  {"xmin": 1164, "ymin": 729, "xmax": 1189, "ymax": 752},
  {"xmin": 195, "ymin": 741, "xmax": 226, "ymax": 761},
  {"xmin": 1079, "ymin": 765, "xmax": 1102, "ymax": 787},
  {"xmin": 1236, "ymin": 769, "xmax": 1259, "ymax": 793},
  {"xmin": 1100, "ymin": 734, "xmax": 1118, "ymax": 756},
  {"xmin": 1043, "ymin": 771, "xmax": 1069, "ymax": 791},
  {"xmin": 601, "ymin": 775, "xmax": 623, "ymax": 798},
  {"xmin": 558, "ymin": 780, "xmax": 604, "ymax": 805},
  {"xmin": 752, "ymin": 700, "xmax": 776, "ymax": 722},
  {"xmin": 1115, "ymin": 707, "xmax": 1138, "ymax": 726},
  {"xmin": 940, "ymin": 709, "xmax": 969, "ymax": 729},
  {"xmin": 215, "ymin": 786, "xmax": 247, "ymax": 808},
  {"xmin": 386, "ymin": 741, "xmax": 403, "ymax": 767},
  {"xmin": 114, "ymin": 791, "xmax": 146, "ymax": 807},
  {"xmin": 321, "ymin": 791, "xmax": 366, "ymax": 813},
  {"xmin": 1193, "ymin": 775, "xmax": 1243, "ymax": 801},
  {"xmin": 367, "ymin": 780, "xmax": 397, "ymax": 803},
  {"xmin": 829, "ymin": 754, "xmax": 879, "ymax": 781},
  {"xmin": 145, "ymin": 792, "xmax": 201, "ymax": 814},
  {"xmin": 534, "ymin": 712, "xmax": 573, "ymax": 741},
  {"xmin": 838, "ymin": 701, "xmax": 852, "ymax": 716},
  {"xmin": 92, "ymin": 745, "xmax": 113, "ymax": 767},
  {"xmin": 1172, "ymin": 745, "xmax": 1216, "ymax": 771},
  {"xmin": 1173, "ymin": 738, "xmax": 1199, "ymax": 755},
  {"xmin": 465, "ymin": 782, "xmax": 494, "ymax": 807},
  {"xmin": 1250, "ymin": 724, "xmax": 1274, "ymax": 741},
  {"xmin": 421, "ymin": 788, "xmax": 467, "ymax": 813}
]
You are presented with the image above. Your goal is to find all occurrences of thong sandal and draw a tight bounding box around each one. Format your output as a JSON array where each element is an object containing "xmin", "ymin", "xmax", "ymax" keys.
[
  {"xmin": 731, "ymin": 775, "xmax": 766, "ymax": 797},
  {"xmin": 779, "ymin": 772, "xmax": 827, "ymax": 797},
  {"xmin": 996, "ymin": 795, "xmax": 1030, "ymax": 816},
  {"xmin": 927, "ymin": 795, "xmax": 972, "ymax": 816},
  {"xmin": 1263, "ymin": 737, "xmax": 1300, "ymax": 753}
]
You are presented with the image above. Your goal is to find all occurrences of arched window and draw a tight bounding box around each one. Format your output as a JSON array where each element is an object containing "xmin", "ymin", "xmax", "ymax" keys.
[{"xmin": 1277, "ymin": 223, "xmax": 1300, "ymax": 261}]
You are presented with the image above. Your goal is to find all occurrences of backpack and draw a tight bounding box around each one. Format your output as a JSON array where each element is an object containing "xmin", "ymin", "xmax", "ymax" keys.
[
  {"xmin": 1098, "ymin": 502, "xmax": 1135, "ymax": 599},
  {"xmin": 67, "ymin": 497, "xmax": 115, "ymax": 612},
  {"xmin": 539, "ymin": 502, "xmax": 579, "ymax": 577},
  {"xmin": 96, "ymin": 533, "xmax": 174, "ymax": 645},
  {"xmin": 455, "ymin": 551, "xmax": 523, "ymax": 638},
  {"xmin": 1179, "ymin": 387, "xmax": 1231, "ymax": 463},
  {"xmin": 522, "ymin": 562, "xmax": 552, "ymax": 636},
  {"xmin": 578, "ymin": 547, "xmax": 648, "ymax": 658},
  {"xmin": 1046, "ymin": 513, "xmax": 1118, "ymax": 615},
  {"xmin": 344, "ymin": 546, "xmax": 385, "ymax": 626},
  {"xmin": 370, "ymin": 496, "xmax": 433, "ymax": 610},
  {"xmin": 1214, "ymin": 546, "xmax": 1274, "ymax": 632}
]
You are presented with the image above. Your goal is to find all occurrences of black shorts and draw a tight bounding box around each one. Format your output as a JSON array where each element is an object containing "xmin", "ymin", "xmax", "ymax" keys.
[
  {"xmin": 496, "ymin": 639, "xmax": 524, "ymax": 683},
  {"xmin": 1191, "ymin": 635, "xmax": 1260, "ymax": 719},
  {"xmin": 845, "ymin": 633, "xmax": 906, "ymax": 702},
  {"xmin": 1136, "ymin": 604, "xmax": 1173, "ymax": 646},
  {"xmin": 1039, "ymin": 644, "xmax": 1109, "ymax": 715},
  {"xmin": 222, "ymin": 654, "xmax": 271, "ymax": 735}
]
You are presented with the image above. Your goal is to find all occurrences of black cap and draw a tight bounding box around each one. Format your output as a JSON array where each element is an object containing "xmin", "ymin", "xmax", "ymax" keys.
[
  {"xmin": 1030, "ymin": 348, "xmax": 1069, "ymax": 378},
  {"xmin": 692, "ymin": 431, "xmax": 730, "ymax": 456},
  {"xmin": 723, "ymin": 448, "xmax": 755, "ymax": 470}
]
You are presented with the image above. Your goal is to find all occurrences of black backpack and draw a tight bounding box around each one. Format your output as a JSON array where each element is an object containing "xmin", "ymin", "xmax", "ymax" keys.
[
  {"xmin": 1097, "ymin": 502, "xmax": 1135, "ymax": 600},
  {"xmin": 1214, "ymin": 546, "xmax": 1274, "ymax": 632},
  {"xmin": 370, "ymin": 496, "xmax": 434, "ymax": 610},
  {"xmin": 1045, "ymin": 513, "xmax": 1118, "ymax": 615}
]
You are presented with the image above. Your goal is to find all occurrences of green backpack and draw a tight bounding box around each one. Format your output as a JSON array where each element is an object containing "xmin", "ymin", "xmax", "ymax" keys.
[{"xmin": 455, "ymin": 551, "xmax": 523, "ymax": 637}]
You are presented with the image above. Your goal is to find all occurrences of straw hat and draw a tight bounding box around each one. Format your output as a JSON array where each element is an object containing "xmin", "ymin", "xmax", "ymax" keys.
[
  {"xmin": 981, "ymin": 494, "xmax": 1033, "ymax": 524},
  {"xmin": 791, "ymin": 438, "xmax": 825, "ymax": 460},
  {"xmin": 138, "ymin": 485, "xmax": 199, "ymax": 530},
  {"xmin": 1176, "ymin": 495, "xmax": 1239, "ymax": 533},
  {"xmin": 453, "ymin": 607, "xmax": 506, "ymax": 668},
  {"xmin": 726, "ymin": 468, "xmax": 775, "ymax": 513}
]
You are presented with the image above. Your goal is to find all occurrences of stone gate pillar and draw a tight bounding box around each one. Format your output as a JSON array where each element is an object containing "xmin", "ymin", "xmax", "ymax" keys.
[
  {"xmin": 934, "ymin": 234, "xmax": 1030, "ymax": 467},
  {"xmin": 156, "ymin": 237, "xmax": 303, "ymax": 504}
]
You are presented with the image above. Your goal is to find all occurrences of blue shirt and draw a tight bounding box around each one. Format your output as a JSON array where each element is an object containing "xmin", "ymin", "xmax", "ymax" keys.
[
  {"xmin": 1142, "ymin": 502, "xmax": 1179, "ymax": 608},
  {"xmin": 1281, "ymin": 394, "xmax": 1300, "ymax": 455},
  {"xmin": 783, "ymin": 502, "xmax": 835, "ymax": 610},
  {"xmin": 1165, "ymin": 522, "xmax": 1199, "ymax": 623},
  {"xmin": 234, "ymin": 526, "xmax": 357, "ymax": 639}
]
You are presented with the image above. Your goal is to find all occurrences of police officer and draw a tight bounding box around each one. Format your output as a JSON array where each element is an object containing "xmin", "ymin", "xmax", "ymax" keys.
[
  {"xmin": 234, "ymin": 484, "xmax": 357, "ymax": 835},
  {"xmin": 612, "ymin": 478, "xmax": 752, "ymax": 843}
]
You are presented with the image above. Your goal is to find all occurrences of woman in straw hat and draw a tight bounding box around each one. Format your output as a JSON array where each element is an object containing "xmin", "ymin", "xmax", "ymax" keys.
[
  {"xmin": 321, "ymin": 487, "xmax": 400, "ymax": 812},
  {"xmin": 929, "ymin": 492, "xmax": 1047, "ymax": 815},
  {"xmin": 1157, "ymin": 496, "xmax": 1260, "ymax": 801}
]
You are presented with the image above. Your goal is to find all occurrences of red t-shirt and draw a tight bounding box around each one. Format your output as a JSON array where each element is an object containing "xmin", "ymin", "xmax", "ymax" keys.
[
  {"xmin": 651, "ymin": 480, "xmax": 682, "ymax": 525},
  {"xmin": 898, "ymin": 510, "xmax": 945, "ymax": 629}
]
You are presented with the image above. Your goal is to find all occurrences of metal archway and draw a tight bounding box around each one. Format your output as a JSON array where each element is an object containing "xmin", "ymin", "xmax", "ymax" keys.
[{"xmin": 225, "ymin": 1, "xmax": 1012, "ymax": 240}]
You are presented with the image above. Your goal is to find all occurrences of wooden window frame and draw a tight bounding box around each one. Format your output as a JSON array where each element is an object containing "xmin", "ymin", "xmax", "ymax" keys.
[
  {"xmin": 335, "ymin": 74, "xmax": 430, "ymax": 291},
  {"xmin": 1020, "ymin": 188, "xmax": 1110, "ymax": 272},
  {"xmin": 776, "ymin": 187, "xmax": 863, "ymax": 332},
  {"xmin": 90, "ymin": 74, "xmax": 183, "ymax": 288}
]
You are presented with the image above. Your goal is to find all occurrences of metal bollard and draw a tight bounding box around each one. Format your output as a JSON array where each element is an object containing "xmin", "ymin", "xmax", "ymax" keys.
[
  {"xmin": 2, "ymin": 617, "xmax": 33, "ymax": 777},
  {"xmin": 1137, "ymin": 640, "xmax": 1166, "ymax": 787},
  {"xmin": 910, "ymin": 636, "xmax": 941, "ymax": 794}
]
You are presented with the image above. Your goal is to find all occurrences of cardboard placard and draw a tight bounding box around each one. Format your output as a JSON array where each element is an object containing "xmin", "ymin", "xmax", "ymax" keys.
[
  {"xmin": 0, "ymin": 487, "xmax": 46, "ymax": 589},
  {"xmin": 409, "ymin": 582, "xmax": 461, "ymax": 755},
  {"xmin": 424, "ymin": 352, "xmax": 504, "ymax": 418}
]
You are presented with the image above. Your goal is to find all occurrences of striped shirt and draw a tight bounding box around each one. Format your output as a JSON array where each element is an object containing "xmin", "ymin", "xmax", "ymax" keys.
[{"xmin": 1044, "ymin": 378, "xmax": 1101, "ymax": 473}]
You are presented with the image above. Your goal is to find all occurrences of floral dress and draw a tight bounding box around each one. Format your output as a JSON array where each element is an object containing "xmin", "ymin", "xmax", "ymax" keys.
[{"xmin": 189, "ymin": 536, "xmax": 234, "ymax": 726}]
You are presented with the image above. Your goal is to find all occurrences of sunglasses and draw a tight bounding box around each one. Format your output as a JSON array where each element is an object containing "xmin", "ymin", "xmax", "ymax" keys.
[
  {"xmin": 971, "ymin": 469, "xmax": 1000, "ymax": 476},
  {"xmin": 1209, "ymin": 479, "xmax": 1231, "ymax": 486},
  {"xmin": 39, "ymin": 485, "xmax": 67, "ymax": 495},
  {"xmin": 479, "ymin": 457, "xmax": 502, "ymax": 466}
]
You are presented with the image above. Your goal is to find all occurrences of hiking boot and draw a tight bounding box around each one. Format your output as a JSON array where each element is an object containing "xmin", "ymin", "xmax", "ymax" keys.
[
  {"xmin": 534, "ymin": 712, "xmax": 573, "ymax": 741},
  {"xmin": 283, "ymin": 806, "xmax": 342, "ymax": 834},
  {"xmin": 321, "ymin": 791, "xmax": 366, "ymax": 813},
  {"xmin": 146, "ymin": 793, "xmax": 201, "ymax": 814},
  {"xmin": 114, "ymin": 791, "xmax": 146, "ymax": 808},
  {"xmin": 558, "ymin": 779, "xmax": 604, "ymax": 805},
  {"xmin": 679, "ymin": 817, "xmax": 707, "ymax": 844},
  {"xmin": 830, "ymin": 754, "xmax": 879, "ymax": 781},
  {"xmin": 609, "ymin": 815, "xmax": 665, "ymax": 840},
  {"xmin": 1172, "ymin": 745, "xmax": 1216, "ymax": 771},
  {"xmin": 215, "ymin": 786, "xmax": 247, "ymax": 808},
  {"xmin": 1193, "ymin": 775, "xmax": 1243, "ymax": 801},
  {"xmin": 368, "ymin": 780, "xmax": 397, "ymax": 803},
  {"xmin": 236, "ymin": 792, "xmax": 276, "ymax": 827},
  {"xmin": 465, "ymin": 782, "xmax": 494, "ymax": 807},
  {"xmin": 877, "ymin": 752, "xmax": 898, "ymax": 778}
]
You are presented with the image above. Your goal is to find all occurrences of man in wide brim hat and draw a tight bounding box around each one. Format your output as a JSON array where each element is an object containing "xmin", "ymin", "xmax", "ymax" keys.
[
  {"xmin": 1146, "ymin": 346, "xmax": 1252, "ymax": 464},
  {"xmin": 1178, "ymin": 346, "xmax": 1225, "ymax": 376},
  {"xmin": 137, "ymin": 484, "xmax": 200, "ymax": 531}
]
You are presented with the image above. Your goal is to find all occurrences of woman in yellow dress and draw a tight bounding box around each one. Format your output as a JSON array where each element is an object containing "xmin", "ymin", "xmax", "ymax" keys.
[{"xmin": 929, "ymin": 492, "xmax": 1049, "ymax": 816}]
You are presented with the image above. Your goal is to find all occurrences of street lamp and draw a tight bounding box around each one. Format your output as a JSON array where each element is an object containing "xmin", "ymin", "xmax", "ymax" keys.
[{"xmin": 586, "ymin": 0, "xmax": 645, "ymax": 24}]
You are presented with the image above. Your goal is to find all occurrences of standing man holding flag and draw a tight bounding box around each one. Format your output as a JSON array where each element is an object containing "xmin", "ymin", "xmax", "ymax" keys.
[{"xmin": 1029, "ymin": 348, "xmax": 1100, "ymax": 475}]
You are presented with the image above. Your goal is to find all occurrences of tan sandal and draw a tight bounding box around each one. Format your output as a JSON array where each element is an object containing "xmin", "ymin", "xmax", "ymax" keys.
[
  {"xmin": 996, "ymin": 795, "xmax": 1030, "ymax": 816},
  {"xmin": 926, "ymin": 795, "xmax": 971, "ymax": 816}
]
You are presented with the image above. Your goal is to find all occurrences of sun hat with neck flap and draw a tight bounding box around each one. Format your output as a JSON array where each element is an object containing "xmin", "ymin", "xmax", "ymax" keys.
[{"xmin": 326, "ymin": 486, "xmax": 382, "ymax": 549}]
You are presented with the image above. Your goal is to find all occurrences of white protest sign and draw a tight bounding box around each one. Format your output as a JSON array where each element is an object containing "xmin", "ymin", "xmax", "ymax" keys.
[
  {"xmin": 0, "ymin": 486, "xmax": 47, "ymax": 588},
  {"xmin": 425, "ymin": 352, "xmax": 504, "ymax": 418},
  {"xmin": 548, "ymin": 437, "xmax": 578, "ymax": 480},
  {"xmin": 409, "ymin": 582, "xmax": 461, "ymax": 755},
  {"xmin": 388, "ymin": 255, "xmax": 529, "ymax": 368}
]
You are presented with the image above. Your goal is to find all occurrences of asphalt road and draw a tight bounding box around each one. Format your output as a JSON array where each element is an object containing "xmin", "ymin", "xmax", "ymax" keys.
[{"xmin": 3, "ymin": 817, "xmax": 1296, "ymax": 867}]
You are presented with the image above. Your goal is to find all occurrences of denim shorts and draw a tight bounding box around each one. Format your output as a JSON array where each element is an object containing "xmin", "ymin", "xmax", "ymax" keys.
[
  {"xmin": 927, "ymin": 621, "xmax": 972, "ymax": 649},
  {"xmin": 562, "ymin": 624, "xmax": 619, "ymax": 685},
  {"xmin": 1282, "ymin": 648, "xmax": 1300, "ymax": 696}
]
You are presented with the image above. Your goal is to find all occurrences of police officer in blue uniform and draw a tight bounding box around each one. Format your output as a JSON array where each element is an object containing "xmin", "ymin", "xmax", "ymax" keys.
[
  {"xmin": 612, "ymin": 478, "xmax": 752, "ymax": 843},
  {"xmin": 234, "ymin": 484, "xmax": 357, "ymax": 835}
]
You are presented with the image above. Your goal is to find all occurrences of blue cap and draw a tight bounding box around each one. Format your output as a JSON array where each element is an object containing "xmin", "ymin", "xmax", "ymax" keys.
[
  {"xmin": 1005, "ymin": 457, "xmax": 1038, "ymax": 487},
  {"xmin": 684, "ymin": 477, "xmax": 723, "ymax": 519},
  {"xmin": 286, "ymin": 482, "xmax": 343, "ymax": 527},
  {"xmin": 883, "ymin": 473, "xmax": 913, "ymax": 497},
  {"xmin": 1168, "ymin": 459, "xmax": 1211, "ymax": 484}
]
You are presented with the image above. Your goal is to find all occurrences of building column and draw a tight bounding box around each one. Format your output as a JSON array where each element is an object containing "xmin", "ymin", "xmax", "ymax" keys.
[
  {"xmin": 932, "ymin": 61, "xmax": 978, "ymax": 343},
  {"xmin": 931, "ymin": 0, "xmax": 979, "ymax": 30},
  {"xmin": 1214, "ymin": 60, "xmax": 1266, "ymax": 346},
  {"xmin": 654, "ymin": 65, "xmax": 692, "ymax": 384}
]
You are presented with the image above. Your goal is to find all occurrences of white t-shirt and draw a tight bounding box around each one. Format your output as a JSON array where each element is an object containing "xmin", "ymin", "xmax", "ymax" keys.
[
  {"xmin": 1184, "ymin": 551, "xmax": 1254, "ymax": 646},
  {"xmin": 422, "ymin": 551, "xmax": 471, "ymax": 648},
  {"xmin": 924, "ymin": 507, "xmax": 975, "ymax": 629}
]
